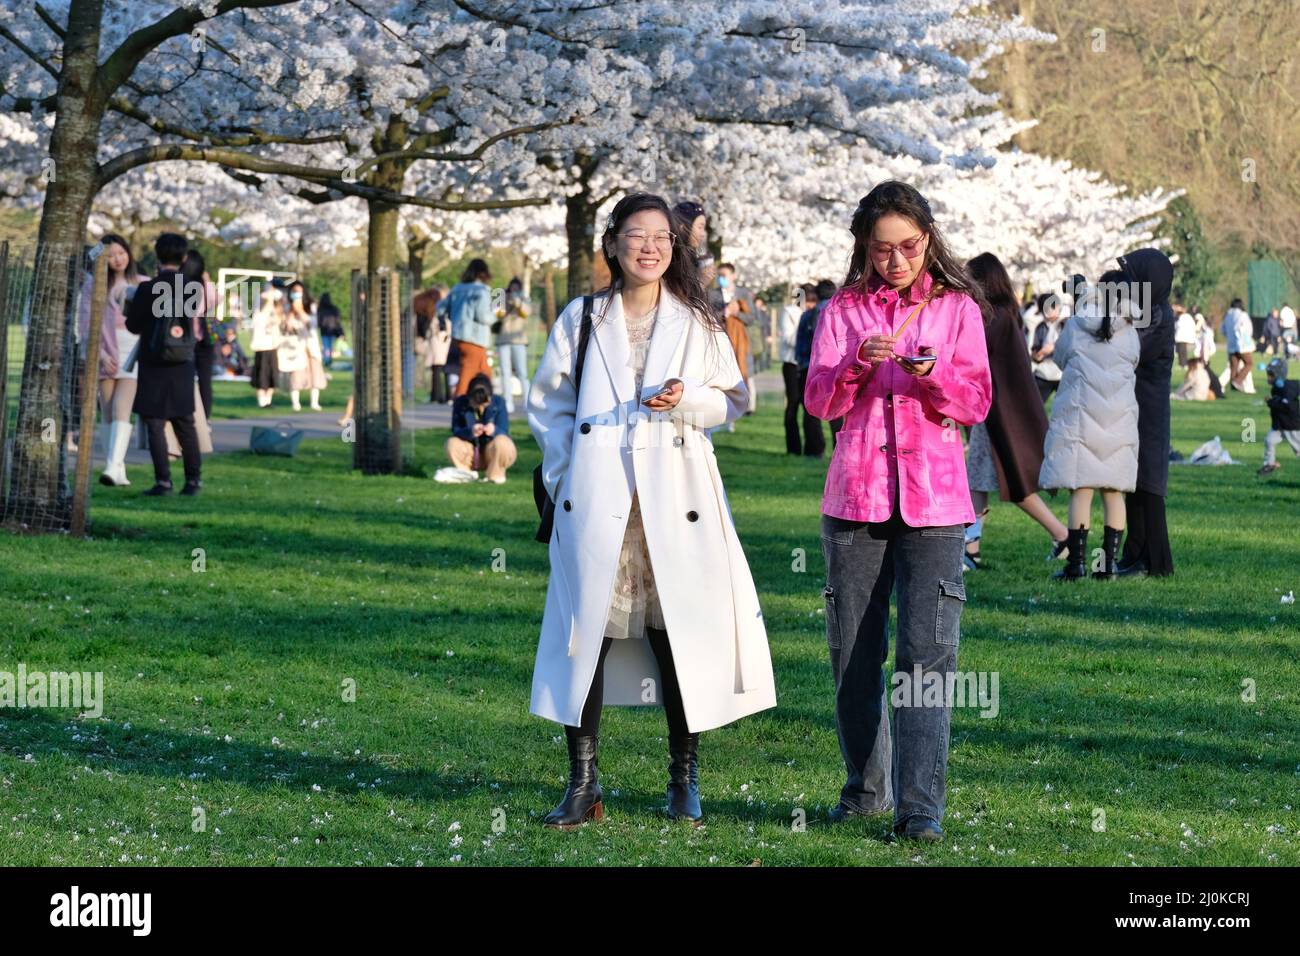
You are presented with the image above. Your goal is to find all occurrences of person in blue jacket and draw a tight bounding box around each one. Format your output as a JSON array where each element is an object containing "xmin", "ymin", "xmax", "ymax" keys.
[
  {"xmin": 447, "ymin": 259, "xmax": 495, "ymax": 397},
  {"xmin": 446, "ymin": 373, "xmax": 517, "ymax": 483}
]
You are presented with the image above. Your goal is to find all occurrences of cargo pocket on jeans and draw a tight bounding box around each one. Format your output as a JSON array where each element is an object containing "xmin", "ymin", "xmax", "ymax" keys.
[
  {"xmin": 935, "ymin": 578, "xmax": 966, "ymax": 647},
  {"xmin": 823, "ymin": 585, "xmax": 842, "ymax": 650}
]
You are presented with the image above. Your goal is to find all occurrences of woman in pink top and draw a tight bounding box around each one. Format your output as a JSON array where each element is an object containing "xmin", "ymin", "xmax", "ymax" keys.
[
  {"xmin": 804, "ymin": 181, "xmax": 991, "ymax": 843},
  {"xmin": 77, "ymin": 234, "xmax": 149, "ymax": 487}
]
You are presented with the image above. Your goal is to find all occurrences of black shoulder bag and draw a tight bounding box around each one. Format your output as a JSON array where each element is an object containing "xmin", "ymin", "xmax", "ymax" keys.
[{"xmin": 533, "ymin": 295, "xmax": 593, "ymax": 543}]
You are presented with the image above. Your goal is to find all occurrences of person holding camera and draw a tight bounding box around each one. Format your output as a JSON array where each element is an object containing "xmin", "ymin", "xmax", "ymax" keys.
[
  {"xmin": 1038, "ymin": 272, "xmax": 1141, "ymax": 580},
  {"xmin": 445, "ymin": 373, "xmax": 516, "ymax": 483}
]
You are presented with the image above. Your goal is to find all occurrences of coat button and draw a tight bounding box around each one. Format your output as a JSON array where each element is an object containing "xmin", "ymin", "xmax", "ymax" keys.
[
  {"xmin": 886, "ymin": 392, "xmax": 893, "ymax": 401},
  {"xmin": 563, "ymin": 499, "xmax": 572, "ymax": 511},
  {"xmin": 673, "ymin": 436, "xmax": 684, "ymax": 447},
  {"xmin": 686, "ymin": 510, "xmax": 698, "ymax": 522},
  {"xmin": 579, "ymin": 422, "xmax": 591, "ymax": 434},
  {"xmin": 879, "ymin": 444, "xmax": 888, "ymax": 453}
]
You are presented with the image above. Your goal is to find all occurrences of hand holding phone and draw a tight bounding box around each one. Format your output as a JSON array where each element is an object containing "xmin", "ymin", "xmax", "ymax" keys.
[
  {"xmin": 643, "ymin": 378, "xmax": 683, "ymax": 411},
  {"xmin": 894, "ymin": 347, "xmax": 936, "ymax": 375}
]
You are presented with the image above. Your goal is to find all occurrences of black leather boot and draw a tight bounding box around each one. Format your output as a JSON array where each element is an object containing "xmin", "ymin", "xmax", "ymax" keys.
[
  {"xmin": 543, "ymin": 734, "xmax": 603, "ymax": 829},
  {"xmin": 1052, "ymin": 527, "xmax": 1088, "ymax": 581},
  {"xmin": 1092, "ymin": 526, "xmax": 1123, "ymax": 580},
  {"xmin": 666, "ymin": 732, "xmax": 703, "ymax": 823}
]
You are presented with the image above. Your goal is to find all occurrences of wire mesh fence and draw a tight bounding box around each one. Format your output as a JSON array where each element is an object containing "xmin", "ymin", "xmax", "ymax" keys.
[
  {"xmin": 0, "ymin": 240, "xmax": 102, "ymax": 534},
  {"xmin": 349, "ymin": 267, "xmax": 417, "ymax": 474}
]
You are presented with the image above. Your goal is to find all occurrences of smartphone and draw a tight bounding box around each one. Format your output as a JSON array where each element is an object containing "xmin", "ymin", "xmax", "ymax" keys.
[{"xmin": 895, "ymin": 353, "xmax": 935, "ymax": 364}]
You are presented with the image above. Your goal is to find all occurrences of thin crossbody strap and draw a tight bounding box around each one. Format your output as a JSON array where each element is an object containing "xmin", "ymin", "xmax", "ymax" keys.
[{"xmin": 574, "ymin": 294, "xmax": 593, "ymax": 391}]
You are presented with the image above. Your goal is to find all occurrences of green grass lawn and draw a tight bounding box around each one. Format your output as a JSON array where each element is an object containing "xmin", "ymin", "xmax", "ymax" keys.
[
  {"xmin": 0, "ymin": 368, "xmax": 1296, "ymax": 866},
  {"xmin": 207, "ymin": 366, "xmax": 354, "ymax": 419}
]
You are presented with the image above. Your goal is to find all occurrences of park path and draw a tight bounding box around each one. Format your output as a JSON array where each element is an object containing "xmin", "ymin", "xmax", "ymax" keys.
[{"xmin": 93, "ymin": 365, "xmax": 788, "ymax": 466}]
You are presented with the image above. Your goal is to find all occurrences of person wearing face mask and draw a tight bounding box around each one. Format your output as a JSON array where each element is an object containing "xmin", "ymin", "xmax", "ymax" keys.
[
  {"xmin": 287, "ymin": 282, "xmax": 327, "ymax": 411},
  {"xmin": 250, "ymin": 287, "xmax": 283, "ymax": 408},
  {"xmin": 528, "ymin": 192, "xmax": 776, "ymax": 830},
  {"xmin": 804, "ymin": 181, "xmax": 991, "ymax": 843},
  {"xmin": 715, "ymin": 264, "xmax": 760, "ymax": 414}
]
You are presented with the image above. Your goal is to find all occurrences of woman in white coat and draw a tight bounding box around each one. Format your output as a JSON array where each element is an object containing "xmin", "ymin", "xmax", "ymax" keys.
[
  {"xmin": 527, "ymin": 193, "xmax": 777, "ymax": 829},
  {"xmin": 1039, "ymin": 272, "xmax": 1141, "ymax": 580}
]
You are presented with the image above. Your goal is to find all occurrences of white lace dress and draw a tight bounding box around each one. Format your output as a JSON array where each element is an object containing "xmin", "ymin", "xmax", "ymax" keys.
[{"xmin": 603, "ymin": 304, "xmax": 667, "ymax": 640}]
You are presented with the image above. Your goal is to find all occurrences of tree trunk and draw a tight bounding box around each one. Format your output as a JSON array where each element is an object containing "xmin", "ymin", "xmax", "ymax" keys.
[
  {"xmin": 542, "ymin": 263, "xmax": 557, "ymax": 331},
  {"xmin": 6, "ymin": 0, "xmax": 105, "ymax": 530},
  {"xmin": 706, "ymin": 219, "xmax": 724, "ymax": 267},
  {"xmin": 407, "ymin": 233, "xmax": 429, "ymax": 289},
  {"xmin": 564, "ymin": 152, "xmax": 600, "ymax": 301},
  {"xmin": 353, "ymin": 118, "xmax": 409, "ymax": 475},
  {"xmin": 1002, "ymin": 0, "xmax": 1036, "ymax": 150}
]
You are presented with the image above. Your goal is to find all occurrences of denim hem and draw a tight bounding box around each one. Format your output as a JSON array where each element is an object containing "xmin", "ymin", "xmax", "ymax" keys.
[
  {"xmin": 840, "ymin": 799, "xmax": 894, "ymax": 816},
  {"xmin": 894, "ymin": 810, "xmax": 941, "ymax": 828}
]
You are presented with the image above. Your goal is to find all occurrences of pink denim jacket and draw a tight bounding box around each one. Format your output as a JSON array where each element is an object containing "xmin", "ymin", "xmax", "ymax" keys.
[{"xmin": 804, "ymin": 270, "xmax": 991, "ymax": 526}]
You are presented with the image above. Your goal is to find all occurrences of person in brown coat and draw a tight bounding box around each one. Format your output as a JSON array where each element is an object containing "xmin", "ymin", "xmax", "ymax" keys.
[{"xmin": 962, "ymin": 253, "xmax": 1068, "ymax": 568}]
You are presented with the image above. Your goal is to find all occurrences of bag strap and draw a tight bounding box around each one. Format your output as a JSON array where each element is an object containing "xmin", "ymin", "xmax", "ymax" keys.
[
  {"xmin": 893, "ymin": 291, "xmax": 933, "ymax": 339},
  {"xmin": 573, "ymin": 294, "xmax": 593, "ymax": 391}
]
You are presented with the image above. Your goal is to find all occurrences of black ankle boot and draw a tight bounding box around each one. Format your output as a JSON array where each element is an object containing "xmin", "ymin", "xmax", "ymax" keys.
[
  {"xmin": 666, "ymin": 732, "xmax": 702, "ymax": 823},
  {"xmin": 1052, "ymin": 527, "xmax": 1088, "ymax": 581},
  {"xmin": 543, "ymin": 734, "xmax": 603, "ymax": 829},
  {"xmin": 1092, "ymin": 526, "xmax": 1123, "ymax": 580}
]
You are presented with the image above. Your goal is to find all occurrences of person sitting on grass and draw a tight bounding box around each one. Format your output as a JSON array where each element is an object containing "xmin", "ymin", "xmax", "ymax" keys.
[
  {"xmin": 1258, "ymin": 357, "xmax": 1300, "ymax": 476},
  {"xmin": 218, "ymin": 325, "xmax": 250, "ymax": 377},
  {"xmin": 446, "ymin": 373, "xmax": 516, "ymax": 484}
]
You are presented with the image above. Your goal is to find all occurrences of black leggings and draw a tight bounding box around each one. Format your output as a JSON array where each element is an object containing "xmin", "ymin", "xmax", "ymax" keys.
[{"xmin": 568, "ymin": 627, "xmax": 689, "ymax": 739}]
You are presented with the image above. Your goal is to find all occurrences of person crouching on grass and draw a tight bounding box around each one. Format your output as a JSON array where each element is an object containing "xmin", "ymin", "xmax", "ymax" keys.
[
  {"xmin": 1037, "ymin": 274, "xmax": 1141, "ymax": 580},
  {"xmin": 446, "ymin": 373, "xmax": 516, "ymax": 483},
  {"xmin": 526, "ymin": 192, "xmax": 776, "ymax": 829},
  {"xmin": 803, "ymin": 180, "xmax": 991, "ymax": 843}
]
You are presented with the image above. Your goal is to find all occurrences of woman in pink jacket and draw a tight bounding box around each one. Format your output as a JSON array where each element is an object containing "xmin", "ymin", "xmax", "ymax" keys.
[{"xmin": 805, "ymin": 181, "xmax": 991, "ymax": 843}]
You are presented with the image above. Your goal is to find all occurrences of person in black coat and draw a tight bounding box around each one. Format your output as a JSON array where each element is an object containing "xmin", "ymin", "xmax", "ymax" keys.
[
  {"xmin": 1113, "ymin": 248, "xmax": 1175, "ymax": 576},
  {"xmin": 183, "ymin": 249, "xmax": 215, "ymax": 419},
  {"xmin": 125, "ymin": 233, "xmax": 203, "ymax": 496}
]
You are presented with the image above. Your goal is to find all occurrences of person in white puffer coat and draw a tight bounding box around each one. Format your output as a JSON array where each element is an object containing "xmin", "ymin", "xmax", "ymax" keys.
[{"xmin": 1039, "ymin": 273, "xmax": 1140, "ymax": 581}]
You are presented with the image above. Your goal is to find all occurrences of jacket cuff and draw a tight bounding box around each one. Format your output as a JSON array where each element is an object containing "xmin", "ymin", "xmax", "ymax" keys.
[{"xmin": 837, "ymin": 349, "xmax": 872, "ymax": 384}]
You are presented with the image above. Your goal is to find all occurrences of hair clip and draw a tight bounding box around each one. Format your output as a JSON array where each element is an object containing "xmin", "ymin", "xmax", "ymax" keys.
[{"xmin": 605, "ymin": 213, "xmax": 616, "ymax": 232}]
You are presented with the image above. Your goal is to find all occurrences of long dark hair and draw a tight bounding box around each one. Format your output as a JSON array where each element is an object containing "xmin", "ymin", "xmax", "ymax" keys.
[
  {"xmin": 99, "ymin": 233, "xmax": 137, "ymax": 287},
  {"xmin": 288, "ymin": 279, "xmax": 314, "ymax": 313},
  {"xmin": 966, "ymin": 253, "xmax": 1017, "ymax": 330},
  {"xmin": 597, "ymin": 192, "xmax": 719, "ymax": 331},
  {"xmin": 181, "ymin": 249, "xmax": 205, "ymax": 283},
  {"xmin": 842, "ymin": 181, "xmax": 975, "ymax": 300},
  {"xmin": 1092, "ymin": 269, "xmax": 1128, "ymax": 343},
  {"xmin": 461, "ymin": 258, "xmax": 491, "ymax": 284}
]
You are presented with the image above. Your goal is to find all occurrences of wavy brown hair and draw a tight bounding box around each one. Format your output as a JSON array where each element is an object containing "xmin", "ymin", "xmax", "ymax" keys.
[
  {"xmin": 842, "ymin": 180, "xmax": 975, "ymax": 300},
  {"xmin": 965, "ymin": 252, "xmax": 1015, "ymax": 329}
]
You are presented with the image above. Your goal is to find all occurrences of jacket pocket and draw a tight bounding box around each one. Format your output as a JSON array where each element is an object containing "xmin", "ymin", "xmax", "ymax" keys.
[
  {"xmin": 823, "ymin": 584, "xmax": 842, "ymax": 650},
  {"xmin": 820, "ymin": 513, "xmax": 858, "ymax": 546},
  {"xmin": 935, "ymin": 578, "xmax": 966, "ymax": 647}
]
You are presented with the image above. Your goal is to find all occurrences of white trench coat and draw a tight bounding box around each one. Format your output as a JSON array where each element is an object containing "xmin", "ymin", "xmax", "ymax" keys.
[{"xmin": 526, "ymin": 289, "xmax": 777, "ymax": 733}]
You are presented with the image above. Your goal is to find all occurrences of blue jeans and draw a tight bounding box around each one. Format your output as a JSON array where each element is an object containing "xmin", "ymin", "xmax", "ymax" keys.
[
  {"xmin": 497, "ymin": 343, "xmax": 528, "ymax": 409},
  {"xmin": 820, "ymin": 511, "xmax": 966, "ymax": 827}
]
